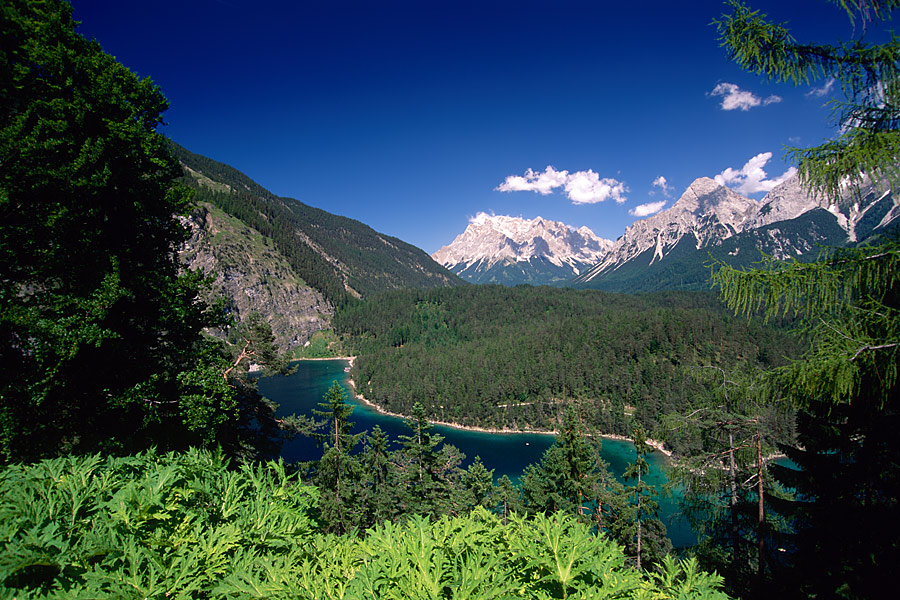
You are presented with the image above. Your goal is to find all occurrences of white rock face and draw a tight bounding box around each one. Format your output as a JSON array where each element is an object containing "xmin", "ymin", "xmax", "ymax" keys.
[
  {"xmin": 579, "ymin": 178, "xmax": 757, "ymax": 282},
  {"xmin": 432, "ymin": 215, "xmax": 613, "ymax": 277},
  {"xmin": 744, "ymin": 175, "xmax": 820, "ymax": 230},
  {"xmin": 577, "ymin": 172, "xmax": 898, "ymax": 283},
  {"xmin": 436, "ymin": 172, "xmax": 898, "ymax": 288}
]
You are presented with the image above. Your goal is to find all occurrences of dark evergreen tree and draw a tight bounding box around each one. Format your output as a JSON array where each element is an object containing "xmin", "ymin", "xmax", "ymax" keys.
[
  {"xmin": 665, "ymin": 369, "xmax": 793, "ymax": 596},
  {"xmin": 494, "ymin": 474, "xmax": 523, "ymax": 525},
  {"xmin": 462, "ymin": 456, "xmax": 496, "ymax": 510},
  {"xmin": 521, "ymin": 405, "xmax": 622, "ymax": 530},
  {"xmin": 309, "ymin": 381, "xmax": 364, "ymax": 534},
  {"xmin": 0, "ymin": 0, "xmax": 237, "ymax": 461},
  {"xmin": 615, "ymin": 427, "xmax": 671, "ymax": 571},
  {"xmin": 357, "ymin": 425, "xmax": 398, "ymax": 527},
  {"xmin": 396, "ymin": 402, "xmax": 465, "ymax": 518}
]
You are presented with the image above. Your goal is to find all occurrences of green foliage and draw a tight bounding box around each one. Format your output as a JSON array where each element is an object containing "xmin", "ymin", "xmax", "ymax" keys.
[
  {"xmin": 713, "ymin": 2, "xmax": 900, "ymax": 596},
  {"xmin": 714, "ymin": 241, "xmax": 900, "ymax": 409},
  {"xmin": 308, "ymin": 382, "xmax": 365, "ymax": 534},
  {"xmin": 714, "ymin": 0, "xmax": 900, "ymax": 200},
  {"xmin": 297, "ymin": 330, "xmax": 343, "ymax": 358},
  {"xmin": 0, "ymin": 0, "xmax": 237, "ymax": 462},
  {"xmin": 336, "ymin": 286, "xmax": 801, "ymax": 452},
  {"xmin": 350, "ymin": 510, "xmax": 729, "ymax": 600},
  {"xmin": 0, "ymin": 452, "xmax": 732, "ymax": 599},
  {"xmin": 0, "ymin": 449, "xmax": 319, "ymax": 598},
  {"xmin": 521, "ymin": 406, "xmax": 620, "ymax": 524}
]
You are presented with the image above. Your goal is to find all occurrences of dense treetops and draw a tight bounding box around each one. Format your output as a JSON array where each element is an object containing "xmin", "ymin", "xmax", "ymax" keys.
[{"xmin": 335, "ymin": 285, "xmax": 800, "ymax": 455}]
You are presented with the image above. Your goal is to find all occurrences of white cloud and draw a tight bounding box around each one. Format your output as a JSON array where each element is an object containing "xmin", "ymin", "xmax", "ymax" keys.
[
  {"xmin": 495, "ymin": 166, "xmax": 569, "ymax": 195},
  {"xmin": 709, "ymin": 82, "xmax": 781, "ymax": 111},
  {"xmin": 629, "ymin": 200, "xmax": 667, "ymax": 217},
  {"xmin": 469, "ymin": 211, "xmax": 494, "ymax": 225},
  {"xmin": 650, "ymin": 175, "xmax": 671, "ymax": 196},
  {"xmin": 496, "ymin": 166, "xmax": 628, "ymax": 204},
  {"xmin": 565, "ymin": 170, "xmax": 628, "ymax": 204},
  {"xmin": 806, "ymin": 77, "xmax": 836, "ymax": 98},
  {"xmin": 714, "ymin": 152, "xmax": 798, "ymax": 195}
]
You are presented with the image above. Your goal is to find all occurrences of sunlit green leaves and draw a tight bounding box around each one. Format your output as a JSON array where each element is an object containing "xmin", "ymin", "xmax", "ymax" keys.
[{"xmin": 0, "ymin": 452, "xmax": 732, "ymax": 598}]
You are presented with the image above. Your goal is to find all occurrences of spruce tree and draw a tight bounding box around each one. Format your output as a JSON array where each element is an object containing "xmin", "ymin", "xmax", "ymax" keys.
[
  {"xmin": 0, "ymin": 0, "xmax": 237, "ymax": 461},
  {"xmin": 521, "ymin": 405, "xmax": 621, "ymax": 529},
  {"xmin": 358, "ymin": 425, "xmax": 398, "ymax": 527},
  {"xmin": 310, "ymin": 381, "xmax": 364, "ymax": 533}
]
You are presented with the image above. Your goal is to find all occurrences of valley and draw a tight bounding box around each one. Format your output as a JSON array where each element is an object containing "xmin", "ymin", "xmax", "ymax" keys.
[{"xmin": 4, "ymin": 1, "xmax": 899, "ymax": 597}]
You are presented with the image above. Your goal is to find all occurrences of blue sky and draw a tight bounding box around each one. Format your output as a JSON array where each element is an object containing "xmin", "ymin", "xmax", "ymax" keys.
[{"xmin": 69, "ymin": 0, "xmax": 871, "ymax": 253}]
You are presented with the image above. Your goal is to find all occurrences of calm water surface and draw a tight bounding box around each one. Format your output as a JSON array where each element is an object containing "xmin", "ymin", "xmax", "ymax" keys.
[{"xmin": 257, "ymin": 358, "xmax": 693, "ymax": 547}]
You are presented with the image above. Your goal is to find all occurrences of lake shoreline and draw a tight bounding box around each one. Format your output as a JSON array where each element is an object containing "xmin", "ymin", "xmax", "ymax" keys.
[{"xmin": 315, "ymin": 357, "xmax": 673, "ymax": 459}]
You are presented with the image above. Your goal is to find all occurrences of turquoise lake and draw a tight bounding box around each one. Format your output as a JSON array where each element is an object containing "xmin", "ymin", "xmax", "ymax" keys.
[{"xmin": 257, "ymin": 358, "xmax": 694, "ymax": 547}]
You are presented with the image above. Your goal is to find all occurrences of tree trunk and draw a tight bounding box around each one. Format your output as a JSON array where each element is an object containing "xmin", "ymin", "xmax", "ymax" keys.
[
  {"xmin": 728, "ymin": 430, "xmax": 739, "ymax": 555},
  {"xmin": 756, "ymin": 432, "xmax": 765, "ymax": 585},
  {"xmin": 636, "ymin": 466, "xmax": 643, "ymax": 571}
]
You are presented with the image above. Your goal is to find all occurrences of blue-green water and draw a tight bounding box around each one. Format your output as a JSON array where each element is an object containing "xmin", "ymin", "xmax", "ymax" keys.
[{"xmin": 257, "ymin": 358, "xmax": 693, "ymax": 547}]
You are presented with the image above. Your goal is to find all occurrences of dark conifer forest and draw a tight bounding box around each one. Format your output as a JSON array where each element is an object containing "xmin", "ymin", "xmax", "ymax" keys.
[{"xmin": 335, "ymin": 286, "xmax": 801, "ymax": 454}]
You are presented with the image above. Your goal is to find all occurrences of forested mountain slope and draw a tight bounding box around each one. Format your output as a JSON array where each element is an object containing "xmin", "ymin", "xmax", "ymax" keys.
[
  {"xmin": 171, "ymin": 142, "xmax": 462, "ymax": 350},
  {"xmin": 335, "ymin": 286, "xmax": 801, "ymax": 454}
]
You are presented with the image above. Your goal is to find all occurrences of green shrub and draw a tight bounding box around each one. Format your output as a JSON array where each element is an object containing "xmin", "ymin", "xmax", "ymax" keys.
[{"xmin": 0, "ymin": 452, "xmax": 730, "ymax": 599}]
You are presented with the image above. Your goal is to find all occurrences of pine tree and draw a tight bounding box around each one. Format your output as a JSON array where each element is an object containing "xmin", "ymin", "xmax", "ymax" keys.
[
  {"xmin": 358, "ymin": 425, "xmax": 398, "ymax": 527},
  {"xmin": 615, "ymin": 427, "xmax": 671, "ymax": 571},
  {"xmin": 521, "ymin": 405, "xmax": 621, "ymax": 530},
  {"xmin": 665, "ymin": 368, "xmax": 793, "ymax": 595},
  {"xmin": 396, "ymin": 402, "xmax": 465, "ymax": 518},
  {"xmin": 310, "ymin": 381, "xmax": 364, "ymax": 533},
  {"xmin": 713, "ymin": 1, "xmax": 900, "ymax": 596},
  {"xmin": 463, "ymin": 456, "xmax": 496, "ymax": 510}
]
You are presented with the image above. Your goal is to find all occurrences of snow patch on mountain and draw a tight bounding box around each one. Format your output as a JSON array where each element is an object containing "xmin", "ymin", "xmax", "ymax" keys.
[{"xmin": 432, "ymin": 215, "xmax": 613, "ymax": 281}]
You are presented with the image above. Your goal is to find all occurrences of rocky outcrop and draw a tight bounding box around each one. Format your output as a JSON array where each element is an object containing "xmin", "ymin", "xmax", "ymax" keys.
[
  {"xmin": 432, "ymin": 215, "xmax": 613, "ymax": 285},
  {"xmin": 179, "ymin": 203, "xmax": 332, "ymax": 351},
  {"xmin": 576, "ymin": 173, "xmax": 899, "ymax": 286}
]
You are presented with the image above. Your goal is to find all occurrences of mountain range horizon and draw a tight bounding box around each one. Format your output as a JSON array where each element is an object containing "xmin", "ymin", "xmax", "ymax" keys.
[{"xmin": 433, "ymin": 172, "xmax": 900, "ymax": 289}]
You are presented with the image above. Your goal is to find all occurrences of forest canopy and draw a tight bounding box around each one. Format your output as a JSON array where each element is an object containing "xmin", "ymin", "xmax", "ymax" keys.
[{"xmin": 335, "ymin": 285, "xmax": 802, "ymax": 455}]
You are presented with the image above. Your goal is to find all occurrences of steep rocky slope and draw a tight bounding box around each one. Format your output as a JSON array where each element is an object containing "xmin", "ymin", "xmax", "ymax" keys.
[
  {"xmin": 432, "ymin": 215, "xmax": 612, "ymax": 285},
  {"xmin": 180, "ymin": 203, "xmax": 332, "ymax": 351},
  {"xmin": 173, "ymin": 142, "xmax": 461, "ymax": 351},
  {"xmin": 574, "ymin": 174, "xmax": 899, "ymax": 292}
]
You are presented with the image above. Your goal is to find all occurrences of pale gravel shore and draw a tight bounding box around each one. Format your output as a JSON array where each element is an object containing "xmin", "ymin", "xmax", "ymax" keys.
[{"xmin": 326, "ymin": 357, "xmax": 673, "ymax": 459}]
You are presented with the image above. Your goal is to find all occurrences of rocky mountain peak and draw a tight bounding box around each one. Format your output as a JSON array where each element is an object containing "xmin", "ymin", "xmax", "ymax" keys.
[
  {"xmin": 673, "ymin": 177, "xmax": 758, "ymax": 224},
  {"xmin": 432, "ymin": 214, "xmax": 613, "ymax": 285}
]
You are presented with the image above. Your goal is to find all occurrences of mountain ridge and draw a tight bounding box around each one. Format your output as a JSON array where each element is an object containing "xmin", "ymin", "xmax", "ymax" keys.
[
  {"xmin": 432, "ymin": 214, "xmax": 612, "ymax": 285},
  {"xmin": 575, "ymin": 173, "xmax": 899, "ymax": 292},
  {"xmin": 171, "ymin": 141, "xmax": 462, "ymax": 351}
]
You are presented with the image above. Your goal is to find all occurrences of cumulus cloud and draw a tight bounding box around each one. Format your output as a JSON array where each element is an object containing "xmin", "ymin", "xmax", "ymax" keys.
[
  {"xmin": 565, "ymin": 170, "xmax": 628, "ymax": 204},
  {"xmin": 469, "ymin": 211, "xmax": 494, "ymax": 225},
  {"xmin": 714, "ymin": 152, "xmax": 798, "ymax": 195},
  {"xmin": 709, "ymin": 82, "xmax": 781, "ymax": 111},
  {"xmin": 806, "ymin": 77, "xmax": 836, "ymax": 98},
  {"xmin": 629, "ymin": 200, "xmax": 667, "ymax": 217},
  {"xmin": 650, "ymin": 175, "xmax": 671, "ymax": 197},
  {"xmin": 496, "ymin": 166, "xmax": 628, "ymax": 204},
  {"xmin": 495, "ymin": 166, "xmax": 568, "ymax": 195}
]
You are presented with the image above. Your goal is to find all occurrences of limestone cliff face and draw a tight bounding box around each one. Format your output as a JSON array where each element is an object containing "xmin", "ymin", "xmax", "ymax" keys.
[
  {"xmin": 432, "ymin": 215, "xmax": 613, "ymax": 285},
  {"xmin": 179, "ymin": 203, "xmax": 332, "ymax": 352}
]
